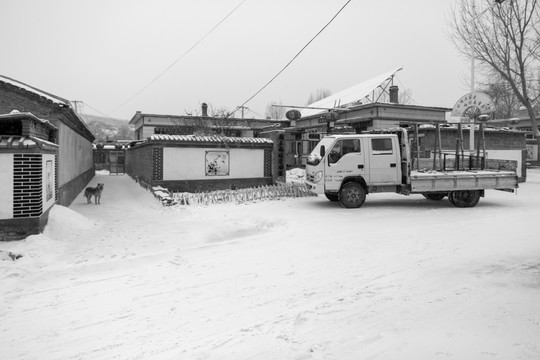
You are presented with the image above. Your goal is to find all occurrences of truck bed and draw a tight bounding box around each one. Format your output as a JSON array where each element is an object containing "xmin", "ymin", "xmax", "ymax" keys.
[{"xmin": 410, "ymin": 169, "xmax": 518, "ymax": 193}]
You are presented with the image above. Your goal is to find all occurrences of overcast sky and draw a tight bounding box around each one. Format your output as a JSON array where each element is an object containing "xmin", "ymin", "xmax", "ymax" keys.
[{"xmin": 1, "ymin": 0, "xmax": 472, "ymax": 121}]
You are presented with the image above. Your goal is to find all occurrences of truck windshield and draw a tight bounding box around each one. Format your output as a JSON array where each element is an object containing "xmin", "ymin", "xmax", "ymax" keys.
[{"xmin": 307, "ymin": 137, "xmax": 336, "ymax": 166}]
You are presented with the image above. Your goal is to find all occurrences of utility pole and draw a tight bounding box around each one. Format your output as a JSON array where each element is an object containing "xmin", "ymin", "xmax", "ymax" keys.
[
  {"xmin": 238, "ymin": 106, "xmax": 248, "ymax": 119},
  {"xmin": 468, "ymin": 0, "xmax": 506, "ymax": 152},
  {"xmin": 71, "ymin": 100, "xmax": 83, "ymax": 114}
]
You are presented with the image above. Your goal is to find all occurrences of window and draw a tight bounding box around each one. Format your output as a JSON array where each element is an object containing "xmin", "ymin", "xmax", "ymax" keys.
[
  {"xmin": 371, "ymin": 138, "xmax": 393, "ymax": 154},
  {"xmin": 308, "ymin": 140, "xmax": 318, "ymax": 153},
  {"xmin": 342, "ymin": 139, "xmax": 361, "ymax": 155},
  {"xmin": 328, "ymin": 139, "xmax": 360, "ymax": 164}
]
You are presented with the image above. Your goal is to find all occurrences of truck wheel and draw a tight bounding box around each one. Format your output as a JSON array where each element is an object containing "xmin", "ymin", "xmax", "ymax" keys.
[
  {"xmin": 423, "ymin": 193, "xmax": 446, "ymax": 201},
  {"xmin": 339, "ymin": 182, "xmax": 366, "ymax": 208},
  {"xmin": 449, "ymin": 190, "xmax": 481, "ymax": 208},
  {"xmin": 325, "ymin": 193, "xmax": 339, "ymax": 202}
]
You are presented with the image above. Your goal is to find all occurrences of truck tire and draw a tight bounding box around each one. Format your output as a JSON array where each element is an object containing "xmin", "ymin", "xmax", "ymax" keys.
[
  {"xmin": 339, "ymin": 182, "xmax": 366, "ymax": 208},
  {"xmin": 449, "ymin": 190, "xmax": 481, "ymax": 208},
  {"xmin": 423, "ymin": 193, "xmax": 446, "ymax": 201},
  {"xmin": 325, "ymin": 193, "xmax": 339, "ymax": 202},
  {"xmin": 448, "ymin": 193, "xmax": 457, "ymax": 206}
]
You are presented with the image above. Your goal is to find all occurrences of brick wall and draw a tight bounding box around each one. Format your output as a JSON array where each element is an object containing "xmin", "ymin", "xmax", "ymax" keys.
[
  {"xmin": 57, "ymin": 168, "xmax": 95, "ymax": 206},
  {"xmin": 418, "ymin": 127, "xmax": 527, "ymax": 181},
  {"xmin": 420, "ymin": 128, "xmax": 526, "ymax": 151},
  {"xmin": 261, "ymin": 130, "xmax": 283, "ymax": 181},
  {"xmin": 156, "ymin": 178, "xmax": 273, "ymax": 193},
  {"xmin": 0, "ymin": 82, "xmax": 55, "ymax": 119},
  {"xmin": 125, "ymin": 144, "xmax": 154, "ymax": 185},
  {"xmin": 22, "ymin": 119, "xmax": 52, "ymax": 141},
  {"xmin": 126, "ymin": 139, "xmax": 275, "ymax": 191},
  {"xmin": 13, "ymin": 153, "xmax": 43, "ymax": 218},
  {"xmin": 0, "ymin": 147, "xmax": 57, "ymax": 241},
  {"xmin": 0, "ymin": 208, "xmax": 52, "ymax": 241}
]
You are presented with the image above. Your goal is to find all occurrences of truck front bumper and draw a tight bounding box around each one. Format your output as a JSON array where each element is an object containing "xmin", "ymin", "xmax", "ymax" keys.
[{"xmin": 306, "ymin": 182, "xmax": 324, "ymax": 195}]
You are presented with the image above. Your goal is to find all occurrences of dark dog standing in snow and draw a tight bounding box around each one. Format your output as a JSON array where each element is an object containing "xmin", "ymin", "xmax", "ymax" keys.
[{"xmin": 84, "ymin": 183, "xmax": 104, "ymax": 204}]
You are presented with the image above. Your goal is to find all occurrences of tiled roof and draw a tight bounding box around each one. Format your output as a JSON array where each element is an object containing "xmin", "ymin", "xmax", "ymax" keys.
[
  {"xmin": 149, "ymin": 134, "xmax": 273, "ymax": 144},
  {"xmin": 0, "ymin": 75, "xmax": 70, "ymax": 106},
  {"xmin": 0, "ymin": 111, "xmax": 57, "ymax": 131},
  {"xmin": 0, "ymin": 75, "xmax": 95, "ymax": 142},
  {"xmin": 0, "ymin": 135, "xmax": 58, "ymax": 150}
]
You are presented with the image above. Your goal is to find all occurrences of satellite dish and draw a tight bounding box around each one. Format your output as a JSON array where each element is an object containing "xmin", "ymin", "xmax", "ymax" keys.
[{"xmin": 285, "ymin": 109, "xmax": 302, "ymax": 121}]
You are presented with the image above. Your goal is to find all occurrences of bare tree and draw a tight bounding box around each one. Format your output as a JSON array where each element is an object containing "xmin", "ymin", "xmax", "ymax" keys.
[
  {"xmin": 168, "ymin": 104, "xmax": 241, "ymax": 137},
  {"xmin": 265, "ymin": 100, "xmax": 285, "ymax": 120},
  {"xmin": 306, "ymin": 88, "xmax": 332, "ymax": 105},
  {"xmin": 478, "ymin": 73, "xmax": 521, "ymax": 118},
  {"xmin": 449, "ymin": 0, "xmax": 540, "ymax": 155}
]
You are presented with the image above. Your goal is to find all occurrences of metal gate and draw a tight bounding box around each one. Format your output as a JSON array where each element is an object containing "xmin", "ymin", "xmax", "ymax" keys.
[{"xmin": 109, "ymin": 151, "xmax": 125, "ymax": 175}]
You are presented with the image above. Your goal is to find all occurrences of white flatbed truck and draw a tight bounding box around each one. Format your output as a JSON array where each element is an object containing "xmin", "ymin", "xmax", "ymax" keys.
[{"xmin": 305, "ymin": 128, "xmax": 518, "ymax": 208}]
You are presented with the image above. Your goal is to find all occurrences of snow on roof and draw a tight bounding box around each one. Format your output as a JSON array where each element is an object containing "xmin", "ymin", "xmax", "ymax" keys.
[
  {"xmin": 149, "ymin": 134, "xmax": 273, "ymax": 144},
  {"xmin": 0, "ymin": 110, "xmax": 58, "ymax": 130},
  {"xmin": 0, "ymin": 135, "xmax": 58, "ymax": 149},
  {"xmin": 0, "ymin": 75, "xmax": 71, "ymax": 106},
  {"xmin": 301, "ymin": 67, "xmax": 403, "ymax": 118}
]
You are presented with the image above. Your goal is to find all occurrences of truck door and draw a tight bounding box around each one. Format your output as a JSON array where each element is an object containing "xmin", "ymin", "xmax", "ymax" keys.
[
  {"xmin": 324, "ymin": 138, "xmax": 364, "ymax": 192},
  {"xmin": 368, "ymin": 137, "xmax": 400, "ymax": 185}
]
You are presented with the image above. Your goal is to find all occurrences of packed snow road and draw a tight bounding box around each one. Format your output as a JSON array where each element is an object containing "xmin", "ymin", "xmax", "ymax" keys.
[{"xmin": 1, "ymin": 170, "xmax": 540, "ymax": 360}]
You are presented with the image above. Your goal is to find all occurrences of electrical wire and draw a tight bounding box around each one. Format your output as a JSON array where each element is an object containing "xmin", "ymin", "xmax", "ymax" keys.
[
  {"xmin": 109, "ymin": 0, "xmax": 248, "ymax": 116},
  {"xmin": 81, "ymin": 101, "xmax": 111, "ymax": 118},
  {"xmin": 230, "ymin": 0, "xmax": 352, "ymax": 117},
  {"xmin": 395, "ymin": 75, "xmax": 418, "ymax": 105}
]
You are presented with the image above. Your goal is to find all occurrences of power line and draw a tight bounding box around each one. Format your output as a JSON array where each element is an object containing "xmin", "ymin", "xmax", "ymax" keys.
[
  {"xmin": 109, "ymin": 0, "xmax": 248, "ymax": 116},
  {"xmin": 395, "ymin": 75, "xmax": 418, "ymax": 105},
  {"xmin": 230, "ymin": 0, "xmax": 352, "ymax": 117},
  {"xmin": 82, "ymin": 101, "xmax": 111, "ymax": 118}
]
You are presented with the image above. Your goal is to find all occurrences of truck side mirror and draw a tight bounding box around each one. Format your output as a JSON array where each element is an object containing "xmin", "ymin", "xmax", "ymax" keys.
[{"xmin": 320, "ymin": 145, "xmax": 326, "ymax": 157}]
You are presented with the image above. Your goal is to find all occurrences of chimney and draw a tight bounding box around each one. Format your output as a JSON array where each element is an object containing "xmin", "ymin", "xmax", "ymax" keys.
[
  {"xmin": 389, "ymin": 85, "xmax": 399, "ymax": 104},
  {"xmin": 201, "ymin": 102, "xmax": 208, "ymax": 117}
]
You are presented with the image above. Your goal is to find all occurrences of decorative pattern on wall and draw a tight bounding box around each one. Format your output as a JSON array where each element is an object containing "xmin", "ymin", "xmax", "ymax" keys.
[
  {"xmin": 205, "ymin": 151, "xmax": 230, "ymax": 176},
  {"xmin": 152, "ymin": 148, "xmax": 163, "ymax": 180},
  {"xmin": 264, "ymin": 149, "xmax": 272, "ymax": 177},
  {"xmin": 277, "ymin": 134, "xmax": 284, "ymax": 177},
  {"xmin": 13, "ymin": 154, "xmax": 43, "ymax": 218},
  {"xmin": 55, "ymin": 154, "xmax": 58, "ymax": 202}
]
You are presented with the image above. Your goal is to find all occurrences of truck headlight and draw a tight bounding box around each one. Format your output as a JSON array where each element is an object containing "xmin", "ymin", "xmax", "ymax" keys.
[{"xmin": 313, "ymin": 171, "xmax": 323, "ymax": 183}]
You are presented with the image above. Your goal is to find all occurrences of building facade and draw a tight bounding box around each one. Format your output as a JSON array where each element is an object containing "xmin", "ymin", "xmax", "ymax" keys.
[
  {"xmin": 0, "ymin": 112, "xmax": 58, "ymax": 240},
  {"xmin": 487, "ymin": 106, "xmax": 539, "ymax": 165},
  {"xmin": 286, "ymin": 100, "xmax": 450, "ymax": 168},
  {"xmin": 0, "ymin": 75, "xmax": 95, "ymax": 207},
  {"xmin": 129, "ymin": 104, "xmax": 288, "ymax": 141}
]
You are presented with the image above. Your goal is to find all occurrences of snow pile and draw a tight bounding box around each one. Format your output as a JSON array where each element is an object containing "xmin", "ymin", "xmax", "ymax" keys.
[
  {"xmin": 44, "ymin": 204, "xmax": 98, "ymax": 236},
  {"xmin": 1, "ymin": 170, "xmax": 539, "ymax": 359},
  {"xmin": 287, "ymin": 167, "xmax": 306, "ymax": 184},
  {"xmin": 0, "ymin": 206, "xmax": 98, "ymax": 268}
]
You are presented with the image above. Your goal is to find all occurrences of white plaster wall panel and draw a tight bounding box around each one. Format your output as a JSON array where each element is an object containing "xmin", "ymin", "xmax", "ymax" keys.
[
  {"xmin": 486, "ymin": 149, "xmax": 523, "ymax": 177},
  {"xmin": 42, "ymin": 154, "xmax": 56, "ymax": 212},
  {"xmin": 0, "ymin": 154, "xmax": 14, "ymax": 219},
  {"xmin": 163, "ymin": 148, "xmax": 264, "ymax": 180}
]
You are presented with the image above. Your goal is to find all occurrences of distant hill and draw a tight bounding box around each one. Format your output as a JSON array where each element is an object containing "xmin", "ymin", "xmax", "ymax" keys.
[{"xmin": 79, "ymin": 114, "xmax": 134, "ymax": 142}]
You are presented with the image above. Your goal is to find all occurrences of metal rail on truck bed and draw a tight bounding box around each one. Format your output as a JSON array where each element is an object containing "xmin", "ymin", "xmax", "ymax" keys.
[{"xmin": 410, "ymin": 169, "xmax": 518, "ymax": 193}]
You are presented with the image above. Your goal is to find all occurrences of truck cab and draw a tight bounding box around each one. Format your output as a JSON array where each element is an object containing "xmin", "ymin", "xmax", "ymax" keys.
[{"xmin": 306, "ymin": 133, "xmax": 403, "ymax": 207}]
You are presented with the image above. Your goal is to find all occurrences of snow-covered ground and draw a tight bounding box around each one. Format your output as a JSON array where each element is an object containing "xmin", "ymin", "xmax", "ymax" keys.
[{"xmin": 1, "ymin": 169, "xmax": 540, "ymax": 360}]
